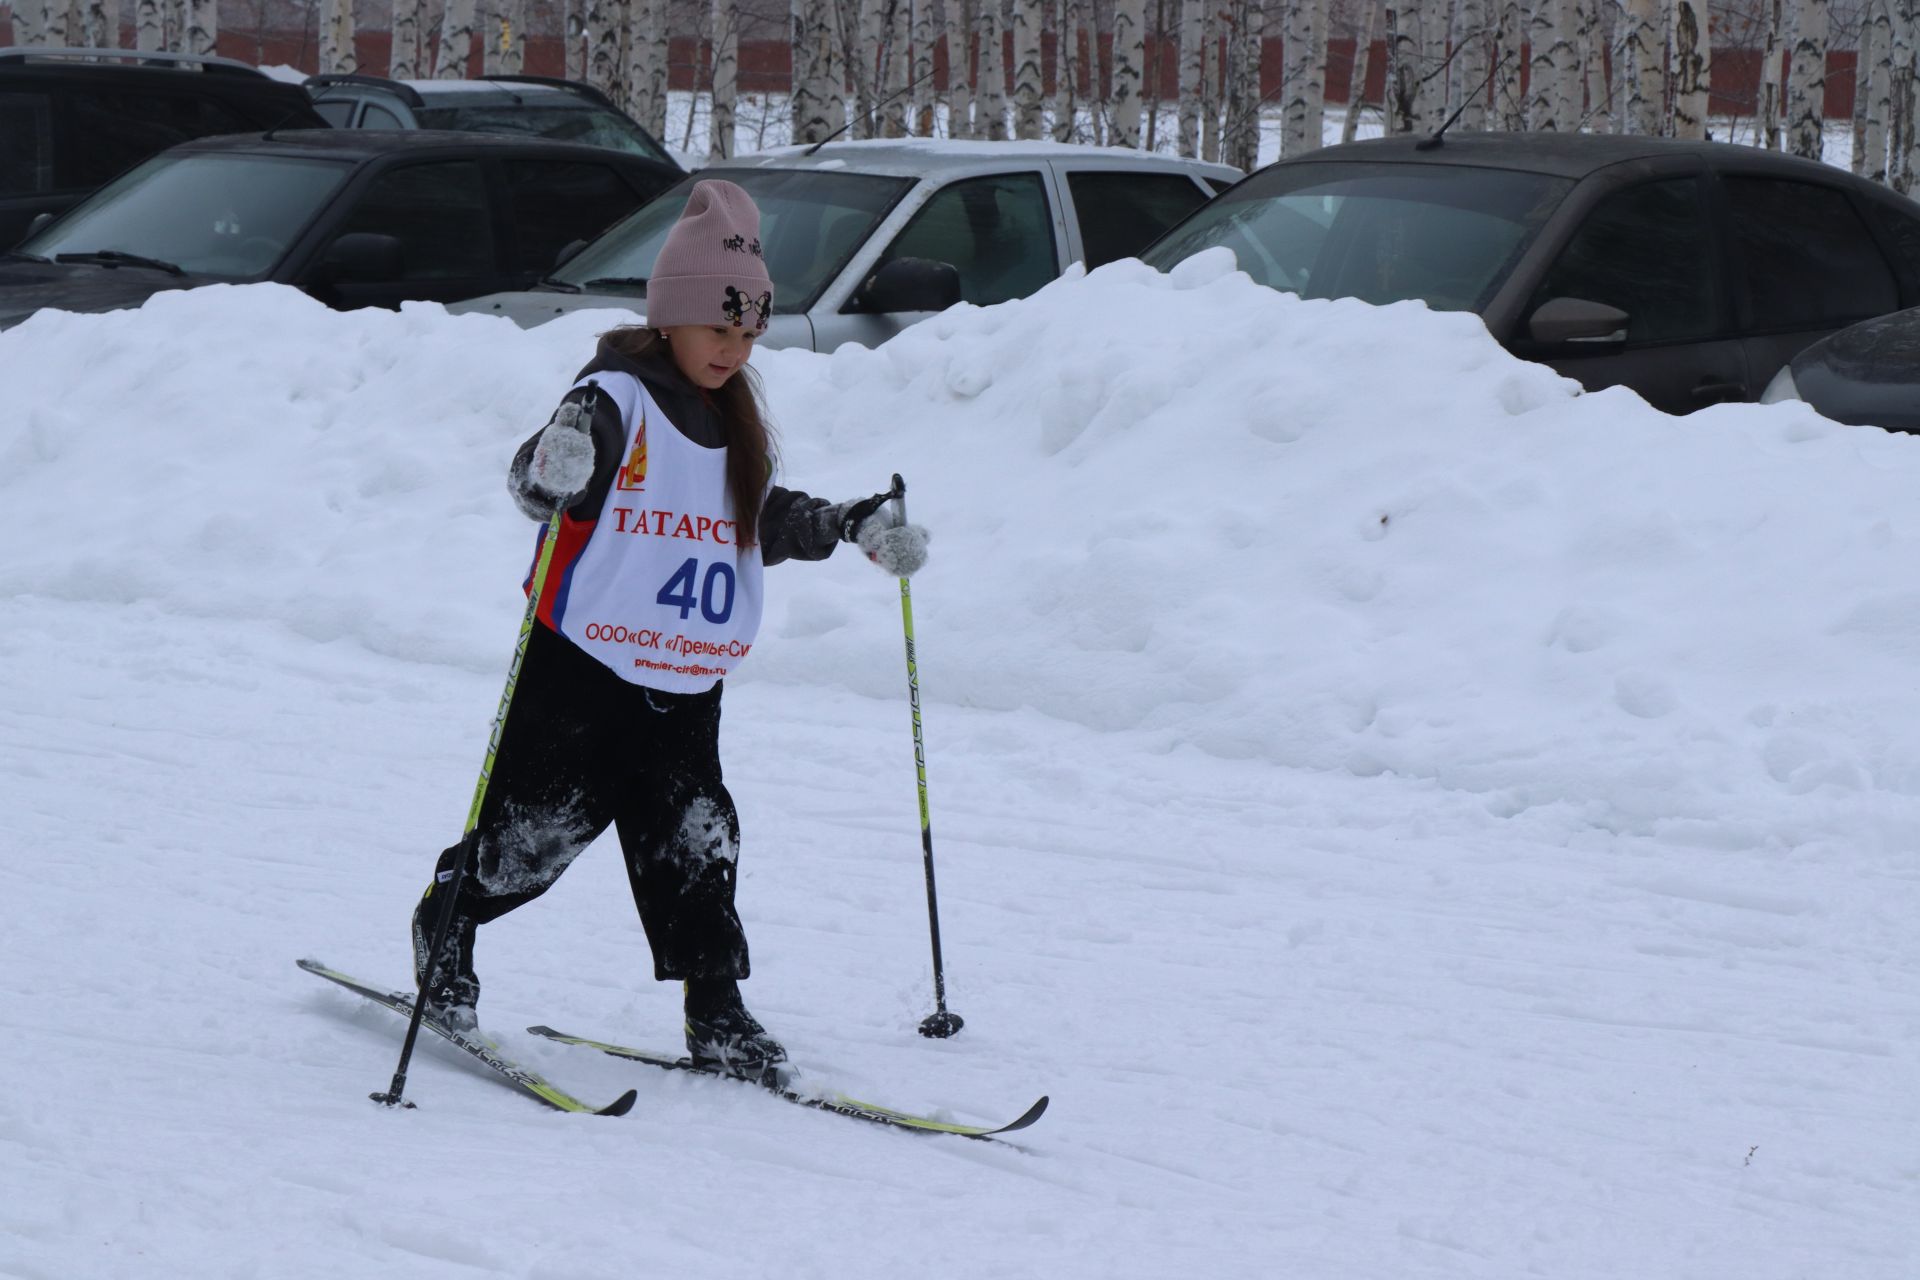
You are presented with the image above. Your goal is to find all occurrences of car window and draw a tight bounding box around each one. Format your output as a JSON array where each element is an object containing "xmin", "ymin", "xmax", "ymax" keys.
[
  {"xmin": 554, "ymin": 168, "xmax": 910, "ymax": 312},
  {"xmin": 19, "ymin": 150, "xmax": 351, "ymax": 276},
  {"xmin": 361, "ymin": 103, "xmax": 406, "ymax": 129},
  {"xmin": 0, "ymin": 91, "xmax": 55, "ymax": 196},
  {"xmin": 59, "ymin": 89, "xmax": 215, "ymax": 187},
  {"xmin": 503, "ymin": 158, "xmax": 644, "ymax": 274},
  {"xmin": 334, "ymin": 160, "xmax": 495, "ymax": 279},
  {"xmin": 311, "ymin": 98, "xmax": 356, "ymax": 128},
  {"xmin": 1066, "ymin": 171, "xmax": 1209, "ymax": 268},
  {"xmin": 876, "ymin": 172, "xmax": 1056, "ymax": 307},
  {"xmin": 1723, "ymin": 177, "xmax": 1897, "ymax": 329},
  {"xmin": 416, "ymin": 103, "xmax": 676, "ymax": 167},
  {"xmin": 1527, "ymin": 177, "xmax": 1718, "ymax": 344},
  {"xmin": 1867, "ymin": 201, "xmax": 1920, "ymax": 283},
  {"xmin": 1142, "ymin": 161, "xmax": 1571, "ymax": 313}
]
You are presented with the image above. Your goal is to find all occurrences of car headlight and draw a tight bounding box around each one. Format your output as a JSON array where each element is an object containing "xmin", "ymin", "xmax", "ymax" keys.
[{"xmin": 1759, "ymin": 364, "xmax": 1801, "ymax": 404}]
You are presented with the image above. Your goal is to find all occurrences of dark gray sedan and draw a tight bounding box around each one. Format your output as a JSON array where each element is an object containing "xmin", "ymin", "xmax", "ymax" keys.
[{"xmin": 1142, "ymin": 133, "xmax": 1920, "ymax": 416}]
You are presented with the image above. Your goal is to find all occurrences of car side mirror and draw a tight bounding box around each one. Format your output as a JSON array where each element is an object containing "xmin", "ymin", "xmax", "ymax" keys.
[
  {"xmin": 1528, "ymin": 297, "xmax": 1630, "ymax": 346},
  {"xmin": 554, "ymin": 238, "xmax": 588, "ymax": 270},
  {"xmin": 852, "ymin": 257, "xmax": 962, "ymax": 314},
  {"xmin": 23, "ymin": 211, "xmax": 54, "ymax": 240},
  {"xmin": 322, "ymin": 232, "xmax": 404, "ymax": 283}
]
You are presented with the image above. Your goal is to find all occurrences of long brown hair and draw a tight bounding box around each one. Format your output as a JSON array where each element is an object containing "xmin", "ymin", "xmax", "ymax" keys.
[{"xmin": 602, "ymin": 325, "xmax": 777, "ymax": 549}]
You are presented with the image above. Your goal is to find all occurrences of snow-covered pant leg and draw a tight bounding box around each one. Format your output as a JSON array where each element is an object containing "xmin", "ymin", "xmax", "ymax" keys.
[
  {"xmin": 412, "ymin": 624, "xmax": 633, "ymax": 996},
  {"xmin": 612, "ymin": 684, "xmax": 752, "ymax": 981}
]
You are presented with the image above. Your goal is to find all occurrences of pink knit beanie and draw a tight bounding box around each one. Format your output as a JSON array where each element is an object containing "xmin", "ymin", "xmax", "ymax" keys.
[{"xmin": 647, "ymin": 179, "xmax": 774, "ymax": 333}]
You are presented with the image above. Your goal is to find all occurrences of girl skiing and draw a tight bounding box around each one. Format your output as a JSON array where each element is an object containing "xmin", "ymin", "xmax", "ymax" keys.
[{"xmin": 410, "ymin": 179, "xmax": 929, "ymax": 1080}]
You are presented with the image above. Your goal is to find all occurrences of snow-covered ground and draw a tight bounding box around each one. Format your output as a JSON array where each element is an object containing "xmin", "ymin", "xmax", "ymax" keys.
[{"xmin": 5, "ymin": 257, "xmax": 1920, "ymax": 1278}]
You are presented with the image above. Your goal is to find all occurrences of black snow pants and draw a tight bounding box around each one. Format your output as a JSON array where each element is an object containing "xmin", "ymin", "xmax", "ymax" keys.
[{"xmin": 418, "ymin": 620, "xmax": 751, "ymax": 985}]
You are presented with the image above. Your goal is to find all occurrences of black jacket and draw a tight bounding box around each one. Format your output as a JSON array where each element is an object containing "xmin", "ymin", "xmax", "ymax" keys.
[{"xmin": 509, "ymin": 336, "xmax": 842, "ymax": 565}]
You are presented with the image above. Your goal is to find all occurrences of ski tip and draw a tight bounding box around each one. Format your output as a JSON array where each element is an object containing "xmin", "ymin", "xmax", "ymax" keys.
[
  {"xmin": 997, "ymin": 1095, "xmax": 1049, "ymax": 1134},
  {"xmin": 597, "ymin": 1088, "xmax": 639, "ymax": 1117}
]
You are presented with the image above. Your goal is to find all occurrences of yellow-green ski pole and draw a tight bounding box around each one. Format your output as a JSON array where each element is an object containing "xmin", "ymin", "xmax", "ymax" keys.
[
  {"xmin": 373, "ymin": 489, "xmax": 572, "ymax": 1108},
  {"xmin": 889, "ymin": 474, "xmax": 963, "ymax": 1039}
]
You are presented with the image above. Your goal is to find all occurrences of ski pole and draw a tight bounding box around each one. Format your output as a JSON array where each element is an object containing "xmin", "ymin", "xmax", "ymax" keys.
[
  {"xmin": 888, "ymin": 474, "xmax": 964, "ymax": 1040},
  {"xmin": 373, "ymin": 427, "xmax": 582, "ymax": 1107}
]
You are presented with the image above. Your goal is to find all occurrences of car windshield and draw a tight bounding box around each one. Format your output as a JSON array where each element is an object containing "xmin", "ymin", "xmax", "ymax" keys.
[
  {"xmin": 552, "ymin": 168, "xmax": 913, "ymax": 312},
  {"xmin": 415, "ymin": 103, "xmax": 676, "ymax": 167},
  {"xmin": 1143, "ymin": 160, "xmax": 1573, "ymax": 313},
  {"xmin": 19, "ymin": 151, "xmax": 352, "ymax": 279}
]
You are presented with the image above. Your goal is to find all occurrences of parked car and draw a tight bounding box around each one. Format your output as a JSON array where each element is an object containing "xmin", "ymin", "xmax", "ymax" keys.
[
  {"xmin": 449, "ymin": 138, "xmax": 1242, "ymax": 351},
  {"xmin": 305, "ymin": 73, "xmax": 682, "ymax": 172},
  {"xmin": 1140, "ymin": 132, "xmax": 1920, "ymax": 416},
  {"xmin": 1759, "ymin": 306, "xmax": 1920, "ymax": 431},
  {"xmin": 0, "ymin": 129, "xmax": 678, "ymax": 330},
  {"xmin": 0, "ymin": 46, "xmax": 329, "ymax": 249}
]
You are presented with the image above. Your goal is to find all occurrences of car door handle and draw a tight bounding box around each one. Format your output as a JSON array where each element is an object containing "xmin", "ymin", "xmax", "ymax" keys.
[{"xmin": 1691, "ymin": 379, "xmax": 1746, "ymax": 406}]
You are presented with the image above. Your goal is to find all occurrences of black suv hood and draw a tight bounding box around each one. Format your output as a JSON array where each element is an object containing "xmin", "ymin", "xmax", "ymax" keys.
[{"xmin": 0, "ymin": 257, "xmax": 216, "ymax": 330}]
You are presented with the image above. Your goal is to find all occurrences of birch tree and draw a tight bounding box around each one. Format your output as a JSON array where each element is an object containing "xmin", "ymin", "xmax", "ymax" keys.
[
  {"xmin": 388, "ymin": 0, "xmax": 422, "ymax": 75},
  {"xmin": 1203, "ymin": 0, "xmax": 1223, "ymax": 157},
  {"xmin": 977, "ymin": 0, "xmax": 1007, "ymax": 138},
  {"xmin": 1621, "ymin": 0, "xmax": 1666, "ymax": 132},
  {"xmin": 1282, "ymin": 0, "xmax": 1326, "ymax": 152},
  {"xmin": 709, "ymin": 0, "xmax": 739, "ymax": 155},
  {"xmin": 792, "ymin": 0, "xmax": 838, "ymax": 144},
  {"xmin": 1110, "ymin": 0, "xmax": 1149, "ymax": 144},
  {"xmin": 1454, "ymin": 0, "xmax": 1490, "ymax": 131},
  {"xmin": 481, "ymin": 0, "xmax": 526, "ymax": 74},
  {"xmin": 912, "ymin": 0, "xmax": 937, "ymax": 132},
  {"xmin": 947, "ymin": 0, "xmax": 975, "ymax": 137},
  {"xmin": 850, "ymin": 0, "xmax": 883, "ymax": 137},
  {"xmin": 436, "ymin": 0, "xmax": 476, "ymax": 75},
  {"xmin": 1385, "ymin": 3, "xmax": 1418, "ymax": 132},
  {"xmin": 1860, "ymin": 0, "xmax": 1890, "ymax": 179},
  {"xmin": 1760, "ymin": 0, "xmax": 1783, "ymax": 146},
  {"xmin": 182, "ymin": 0, "xmax": 214, "ymax": 53},
  {"xmin": 1177, "ymin": 0, "xmax": 1205, "ymax": 152},
  {"xmin": 1784, "ymin": 0, "xmax": 1826, "ymax": 158},
  {"xmin": 883, "ymin": 0, "xmax": 912, "ymax": 137},
  {"xmin": 1529, "ymin": 0, "xmax": 1581, "ymax": 130},
  {"xmin": 320, "ymin": 0, "xmax": 357, "ymax": 71},
  {"xmin": 1669, "ymin": 0, "xmax": 1710, "ymax": 139},
  {"xmin": 1052, "ymin": 0, "xmax": 1078, "ymax": 138},
  {"xmin": 1342, "ymin": 3, "xmax": 1375, "ymax": 142},
  {"xmin": 587, "ymin": 0, "xmax": 626, "ymax": 102},
  {"xmin": 1222, "ymin": 0, "xmax": 1265, "ymax": 167},
  {"xmin": 11, "ymin": 0, "xmax": 41, "ymax": 45},
  {"xmin": 625, "ymin": 0, "xmax": 670, "ymax": 138},
  {"xmin": 1013, "ymin": 0, "xmax": 1046, "ymax": 136},
  {"xmin": 1496, "ymin": 0, "xmax": 1527, "ymax": 127}
]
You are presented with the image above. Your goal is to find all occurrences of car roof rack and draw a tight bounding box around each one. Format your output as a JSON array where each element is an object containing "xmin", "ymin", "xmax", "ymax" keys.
[
  {"xmin": 482, "ymin": 74, "xmax": 618, "ymax": 111},
  {"xmin": 303, "ymin": 72, "xmax": 427, "ymax": 108},
  {"xmin": 0, "ymin": 45, "xmax": 267, "ymax": 76}
]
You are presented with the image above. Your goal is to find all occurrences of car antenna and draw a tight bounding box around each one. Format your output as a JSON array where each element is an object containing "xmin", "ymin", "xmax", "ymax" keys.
[
  {"xmin": 803, "ymin": 64, "xmax": 940, "ymax": 156},
  {"xmin": 1416, "ymin": 52, "xmax": 1512, "ymax": 151}
]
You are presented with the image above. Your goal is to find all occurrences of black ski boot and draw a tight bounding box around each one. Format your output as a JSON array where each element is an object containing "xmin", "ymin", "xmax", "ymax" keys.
[
  {"xmin": 411, "ymin": 896, "xmax": 480, "ymax": 1033},
  {"xmin": 684, "ymin": 978, "xmax": 788, "ymax": 1082}
]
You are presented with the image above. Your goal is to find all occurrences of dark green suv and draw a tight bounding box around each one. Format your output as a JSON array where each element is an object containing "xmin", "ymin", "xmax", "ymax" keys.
[{"xmin": 0, "ymin": 47, "xmax": 328, "ymax": 248}]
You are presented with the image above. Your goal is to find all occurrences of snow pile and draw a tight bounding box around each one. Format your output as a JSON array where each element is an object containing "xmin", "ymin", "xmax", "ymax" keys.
[{"xmin": 9, "ymin": 259, "xmax": 1920, "ymax": 844}]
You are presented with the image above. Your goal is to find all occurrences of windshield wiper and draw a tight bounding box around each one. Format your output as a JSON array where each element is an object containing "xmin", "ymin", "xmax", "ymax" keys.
[
  {"xmin": 536, "ymin": 276, "xmax": 583, "ymax": 294},
  {"xmin": 2, "ymin": 250, "xmax": 49, "ymax": 263},
  {"xmin": 54, "ymin": 250, "xmax": 186, "ymax": 276},
  {"xmin": 576, "ymin": 276, "xmax": 648, "ymax": 294}
]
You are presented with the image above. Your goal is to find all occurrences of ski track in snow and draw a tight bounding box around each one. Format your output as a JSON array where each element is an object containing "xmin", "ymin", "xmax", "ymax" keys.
[{"xmin": 4, "ymin": 593, "xmax": 1917, "ymax": 1278}]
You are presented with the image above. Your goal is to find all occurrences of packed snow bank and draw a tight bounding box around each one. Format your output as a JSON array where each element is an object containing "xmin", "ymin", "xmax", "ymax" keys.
[{"xmin": 7, "ymin": 259, "xmax": 1920, "ymax": 837}]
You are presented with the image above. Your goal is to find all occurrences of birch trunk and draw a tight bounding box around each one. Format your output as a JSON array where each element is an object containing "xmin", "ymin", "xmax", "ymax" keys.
[
  {"xmin": 483, "ymin": 0, "xmax": 527, "ymax": 74},
  {"xmin": 1861, "ymin": 0, "xmax": 1890, "ymax": 179},
  {"xmin": 1892, "ymin": 0, "xmax": 1915, "ymax": 190},
  {"xmin": 1784, "ymin": 0, "xmax": 1826, "ymax": 158},
  {"xmin": 82, "ymin": 0, "xmax": 118, "ymax": 46},
  {"xmin": 389, "ymin": 0, "xmax": 421, "ymax": 75},
  {"xmin": 587, "ymin": 0, "xmax": 625, "ymax": 101},
  {"xmin": 1669, "ymin": 0, "xmax": 1710, "ymax": 139},
  {"xmin": 1455, "ymin": 0, "xmax": 1490, "ymax": 130},
  {"xmin": 1530, "ymin": 0, "xmax": 1579, "ymax": 130},
  {"xmin": 1622, "ymin": 0, "xmax": 1665, "ymax": 132},
  {"xmin": 1178, "ymin": 0, "xmax": 1205, "ymax": 152},
  {"xmin": 1418, "ymin": 0, "xmax": 1449, "ymax": 129},
  {"xmin": 11, "ymin": 0, "xmax": 41, "ymax": 45},
  {"xmin": 1386, "ymin": 3, "xmax": 1417, "ymax": 132},
  {"xmin": 978, "ymin": 0, "xmax": 1007, "ymax": 138},
  {"xmin": 1581, "ymin": 0, "xmax": 1607, "ymax": 129},
  {"xmin": 1343, "ymin": 3, "xmax": 1375, "ymax": 141},
  {"xmin": 885, "ymin": 0, "xmax": 913, "ymax": 137},
  {"xmin": 913, "ymin": 0, "xmax": 937, "ymax": 132},
  {"xmin": 627, "ymin": 0, "xmax": 670, "ymax": 136},
  {"xmin": 1760, "ymin": 0, "xmax": 1783, "ymax": 146},
  {"xmin": 851, "ymin": 0, "xmax": 882, "ymax": 138},
  {"xmin": 132, "ymin": 0, "xmax": 160, "ymax": 48},
  {"xmin": 947, "ymin": 0, "xmax": 975, "ymax": 137},
  {"xmin": 436, "ymin": 0, "xmax": 476, "ymax": 75},
  {"xmin": 1013, "ymin": 0, "xmax": 1046, "ymax": 136},
  {"xmin": 791, "ymin": 0, "xmax": 837, "ymax": 144},
  {"xmin": 1110, "ymin": 0, "xmax": 1148, "ymax": 144},
  {"xmin": 1496, "ymin": 0, "xmax": 1526, "ymax": 127},
  {"xmin": 1052, "ymin": 0, "xmax": 1075, "ymax": 138},
  {"xmin": 1222, "ymin": 0, "xmax": 1265, "ymax": 165},
  {"xmin": 711, "ymin": 0, "xmax": 739, "ymax": 155},
  {"xmin": 1282, "ymin": 0, "xmax": 1325, "ymax": 151},
  {"xmin": 320, "ymin": 0, "xmax": 357, "ymax": 71}
]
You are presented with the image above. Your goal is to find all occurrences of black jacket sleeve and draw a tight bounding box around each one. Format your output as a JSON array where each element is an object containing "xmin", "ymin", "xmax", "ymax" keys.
[
  {"xmin": 759, "ymin": 486, "xmax": 843, "ymax": 566},
  {"xmin": 506, "ymin": 381, "xmax": 631, "ymax": 522}
]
